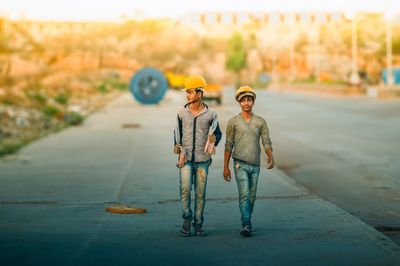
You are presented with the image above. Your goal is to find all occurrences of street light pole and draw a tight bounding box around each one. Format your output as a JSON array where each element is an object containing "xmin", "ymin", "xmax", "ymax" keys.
[
  {"xmin": 290, "ymin": 39, "xmax": 296, "ymax": 82},
  {"xmin": 385, "ymin": 15, "xmax": 394, "ymax": 86},
  {"xmin": 350, "ymin": 15, "xmax": 360, "ymax": 85},
  {"xmin": 312, "ymin": 22, "xmax": 320, "ymax": 84}
]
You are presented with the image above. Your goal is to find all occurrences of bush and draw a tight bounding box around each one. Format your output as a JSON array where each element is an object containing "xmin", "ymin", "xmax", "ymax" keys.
[
  {"xmin": 64, "ymin": 112, "xmax": 84, "ymax": 126},
  {"xmin": 112, "ymin": 81, "xmax": 128, "ymax": 90},
  {"xmin": 98, "ymin": 83, "xmax": 108, "ymax": 93},
  {"xmin": 26, "ymin": 91, "xmax": 48, "ymax": 106},
  {"xmin": 43, "ymin": 105, "xmax": 60, "ymax": 118},
  {"xmin": 109, "ymin": 79, "xmax": 128, "ymax": 90},
  {"xmin": 55, "ymin": 93, "xmax": 69, "ymax": 105},
  {"xmin": 0, "ymin": 142, "xmax": 25, "ymax": 157}
]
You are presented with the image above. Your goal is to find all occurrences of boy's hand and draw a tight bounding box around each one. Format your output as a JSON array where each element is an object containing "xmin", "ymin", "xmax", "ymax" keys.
[
  {"xmin": 208, "ymin": 134, "xmax": 216, "ymax": 144},
  {"xmin": 173, "ymin": 145, "xmax": 181, "ymax": 154},
  {"xmin": 267, "ymin": 157, "xmax": 274, "ymax": 169},
  {"xmin": 223, "ymin": 167, "xmax": 231, "ymax": 182},
  {"xmin": 177, "ymin": 153, "xmax": 186, "ymax": 168}
]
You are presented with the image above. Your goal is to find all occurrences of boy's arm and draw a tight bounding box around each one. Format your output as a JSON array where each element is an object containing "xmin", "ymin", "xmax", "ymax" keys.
[
  {"xmin": 261, "ymin": 119, "xmax": 274, "ymax": 169},
  {"xmin": 266, "ymin": 148, "xmax": 274, "ymax": 169},
  {"xmin": 223, "ymin": 151, "xmax": 232, "ymax": 182},
  {"xmin": 174, "ymin": 112, "xmax": 186, "ymax": 167},
  {"xmin": 224, "ymin": 120, "xmax": 234, "ymax": 181}
]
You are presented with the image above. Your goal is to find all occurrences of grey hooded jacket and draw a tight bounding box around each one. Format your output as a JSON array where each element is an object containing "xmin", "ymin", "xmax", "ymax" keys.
[{"xmin": 174, "ymin": 103, "xmax": 222, "ymax": 163}]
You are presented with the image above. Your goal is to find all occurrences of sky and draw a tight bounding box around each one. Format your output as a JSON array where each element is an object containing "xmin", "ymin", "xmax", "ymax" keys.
[{"xmin": 0, "ymin": 0, "xmax": 399, "ymax": 21}]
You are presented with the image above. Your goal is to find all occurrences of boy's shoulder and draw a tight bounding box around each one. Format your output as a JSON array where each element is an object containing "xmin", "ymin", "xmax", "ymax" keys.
[
  {"xmin": 252, "ymin": 114, "xmax": 269, "ymax": 127},
  {"xmin": 227, "ymin": 114, "xmax": 241, "ymax": 124},
  {"xmin": 177, "ymin": 106, "xmax": 188, "ymax": 116},
  {"xmin": 253, "ymin": 114, "xmax": 266, "ymax": 122},
  {"xmin": 207, "ymin": 107, "xmax": 218, "ymax": 117}
]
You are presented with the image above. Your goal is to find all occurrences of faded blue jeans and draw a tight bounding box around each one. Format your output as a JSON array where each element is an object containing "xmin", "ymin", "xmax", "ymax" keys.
[
  {"xmin": 233, "ymin": 159, "xmax": 260, "ymax": 226},
  {"xmin": 179, "ymin": 159, "xmax": 211, "ymax": 227}
]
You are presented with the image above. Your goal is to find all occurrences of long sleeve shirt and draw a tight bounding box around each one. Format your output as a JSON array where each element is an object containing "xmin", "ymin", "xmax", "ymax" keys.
[
  {"xmin": 225, "ymin": 113, "xmax": 272, "ymax": 165},
  {"xmin": 174, "ymin": 103, "xmax": 222, "ymax": 163}
]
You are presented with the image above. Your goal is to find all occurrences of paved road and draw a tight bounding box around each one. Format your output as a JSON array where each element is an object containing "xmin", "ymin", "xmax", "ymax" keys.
[
  {"xmin": 0, "ymin": 90, "xmax": 399, "ymax": 265},
  {"xmin": 257, "ymin": 89, "xmax": 400, "ymax": 244}
]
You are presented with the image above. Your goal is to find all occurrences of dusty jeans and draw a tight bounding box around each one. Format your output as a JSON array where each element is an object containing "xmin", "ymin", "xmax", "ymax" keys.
[
  {"xmin": 233, "ymin": 159, "xmax": 260, "ymax": 226},
  {"xmin": 179, "ymin": 159, "xmax": 211, "ymax": 227}
]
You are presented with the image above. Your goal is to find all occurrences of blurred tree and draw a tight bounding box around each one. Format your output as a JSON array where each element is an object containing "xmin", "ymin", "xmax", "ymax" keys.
[
  {"xmin": 248, "ymin": 32, "xmax": 258, "ymax": 49},
  {"xmin": 0, "ymin": 19, "xmax": 13, "ymax": 80},
  {"xmin": 357, "ymin": 14, "xmax": 386, "ymax": 82},
  {"xmin": 226, "ymin": 32, "xmax": 246, "ymax": 86},
  {"xmin": 394, "ymin": 36, "xmax": 400, "ymax": 55}
]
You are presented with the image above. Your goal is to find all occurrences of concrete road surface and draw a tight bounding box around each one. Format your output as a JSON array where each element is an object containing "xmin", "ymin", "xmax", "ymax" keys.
[
  {"xmin": 261, "ymin": 89, "xmax": 400, "ymax": 244},
  {"xmin": 0, "ymin": 89, "xmax": 399, "ymax": 266}
]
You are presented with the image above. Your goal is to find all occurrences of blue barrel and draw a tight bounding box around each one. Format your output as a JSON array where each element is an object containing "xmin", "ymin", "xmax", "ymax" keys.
[
  {"xmin": 382, "ymin": 68, "xmax": 400, "ymax": 85},
  {"xmin": 130, "ymin": 67, "xmax": 168, "ymax": 104}
]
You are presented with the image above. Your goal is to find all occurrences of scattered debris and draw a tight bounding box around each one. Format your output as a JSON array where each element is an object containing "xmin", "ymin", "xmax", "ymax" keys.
[
  {"xmin": 121, "ymin": 123, "xmax": 141, "ymax": 129},
  {"xmin": 106, "ymin": 205, "xmax": 147, "ymax": 214}
]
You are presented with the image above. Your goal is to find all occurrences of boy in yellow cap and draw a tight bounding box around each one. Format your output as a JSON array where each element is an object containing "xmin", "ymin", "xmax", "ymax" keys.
[
  {"xmin": 174, "ymin": 75, "xmax": 222, "ymax": 236},
  {"xmin": 223, "ymin": 86, "xmax": 274, "ymax": 237}
]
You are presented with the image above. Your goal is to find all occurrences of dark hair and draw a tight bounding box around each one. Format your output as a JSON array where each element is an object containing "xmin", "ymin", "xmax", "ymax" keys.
[
  {"xmin": 239, "ymin": 94, "xmax": 254, "ymax": 102},
  {"xmin": 195, "ymin": 88, "xmax": 204, "ymax": 96}
]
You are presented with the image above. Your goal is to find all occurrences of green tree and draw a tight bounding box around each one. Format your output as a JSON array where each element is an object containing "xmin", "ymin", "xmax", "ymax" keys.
[{"xmin": 226, "ymin": 32, "xmax": 246, "ymax": 86}]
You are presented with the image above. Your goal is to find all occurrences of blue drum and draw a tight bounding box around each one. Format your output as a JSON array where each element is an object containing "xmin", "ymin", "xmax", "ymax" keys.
[{"xmin": 130, "ymin": 67, "xmax": 168, "ymax": 104}]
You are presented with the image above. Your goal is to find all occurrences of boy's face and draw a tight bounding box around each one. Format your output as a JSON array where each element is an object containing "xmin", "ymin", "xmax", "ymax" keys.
[
  {"xmin": 239, "ymin": 96, "xmax": 254, "ymax": 112},
  {"xmin": 186, "ymin": 89, "xmax": 202, "ymax": 104}
]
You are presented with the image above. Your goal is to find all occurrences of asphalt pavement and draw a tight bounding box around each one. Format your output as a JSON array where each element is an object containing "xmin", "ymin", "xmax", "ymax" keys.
[{"xmin": 0, "ymin": 90, "xmax": 399, "ymax": 266}]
